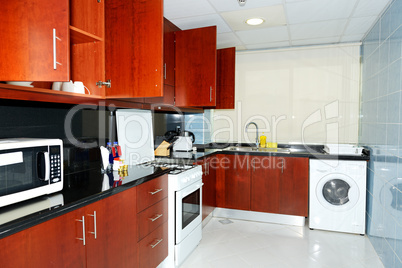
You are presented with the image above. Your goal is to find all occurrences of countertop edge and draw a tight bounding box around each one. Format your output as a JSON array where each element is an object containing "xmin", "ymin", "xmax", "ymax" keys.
[{"xmin": 0, "ymin": 169, "xmax": 169, "ymax": 239}]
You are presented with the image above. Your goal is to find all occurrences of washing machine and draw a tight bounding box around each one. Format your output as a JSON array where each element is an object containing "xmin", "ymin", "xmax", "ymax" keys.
[{"xmin": 309, "ymin": 159, "xmax": 367, "ymax": 234}]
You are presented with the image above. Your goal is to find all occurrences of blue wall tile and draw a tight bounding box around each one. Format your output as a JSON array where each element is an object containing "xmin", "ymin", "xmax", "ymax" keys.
[{"xmin": 360, "ymin": 0, "xmax": 402, "ymax": 266}]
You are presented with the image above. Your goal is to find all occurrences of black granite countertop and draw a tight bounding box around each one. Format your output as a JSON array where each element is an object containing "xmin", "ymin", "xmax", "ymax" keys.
[
  {"xmin": 163, "ymin": 143, "xmax": 370, "ymax": 162},
  {"xmin": 0, "ymin": 165, "xmax": 169, "ymax": 239}
]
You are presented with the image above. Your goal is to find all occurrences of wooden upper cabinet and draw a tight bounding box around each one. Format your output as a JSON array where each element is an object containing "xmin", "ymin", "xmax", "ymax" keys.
[
  {"xmin": 216, "ymin": 47, "xmax": 236, "ymax": 109},
  {"xmin": 144, "ymin": 18, "xmax": 180, "ymax": 106},
  {"xmin": 0, "ymin": 0, "xmax": 69, "ymax": 82},
  {"xmin": 70, "ymin": 0, "xmax": 105, "ymax": 97},
  {"xmin": 105, "ymin": 0, "xmax": 164, "ymax": 99},
  {"xmin": 175, "ymin": 26, "xmax": 217, "ymax": 107},
  {"xmin": 164, "ymin": 19, "xmax": 179, "ymax": 87}
]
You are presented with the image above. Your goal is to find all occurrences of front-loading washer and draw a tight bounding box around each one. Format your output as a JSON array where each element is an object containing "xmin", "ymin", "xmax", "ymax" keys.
[{"xmin": 309, "ymin": 159, "xmax": 367, "ymax": 234}]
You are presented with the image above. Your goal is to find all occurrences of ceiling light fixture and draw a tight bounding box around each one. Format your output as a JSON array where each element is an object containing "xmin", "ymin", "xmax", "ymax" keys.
[
  {"xmin": 246, "ymin": 18, "xmax": 264, "ymax": 26},
  {"xmin": 238, "ymin": 0, "xmax": 246, "ymax": 7}
]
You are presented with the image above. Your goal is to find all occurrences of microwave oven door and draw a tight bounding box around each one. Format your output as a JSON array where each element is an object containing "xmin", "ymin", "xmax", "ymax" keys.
[{"xmin": 0, "ymin": 146, "xmax": 50, "ymax": 198}]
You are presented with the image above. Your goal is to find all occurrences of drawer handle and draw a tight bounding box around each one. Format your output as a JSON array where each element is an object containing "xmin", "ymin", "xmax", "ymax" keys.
[
  {"xmin": 149, "ymin": 214, "xmax": 163, "ymax": 222},
  {"xmin": 149, "ymin": 188, "xmax": 163, "ymax": 195},
  {"xmin": 150, "ymin": 238, "xmax": 163, "ymax": 249}
]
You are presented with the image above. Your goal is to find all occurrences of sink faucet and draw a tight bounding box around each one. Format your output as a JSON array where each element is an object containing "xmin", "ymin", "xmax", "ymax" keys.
[{"xmin": 245, "ymin": 122, "xmax": 259, "ymax": 148}]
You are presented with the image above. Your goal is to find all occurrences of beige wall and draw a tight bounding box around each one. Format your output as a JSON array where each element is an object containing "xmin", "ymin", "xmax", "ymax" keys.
[{"xmin": 212, "ymin": 44, "xmax": 361, "ymax": 145}]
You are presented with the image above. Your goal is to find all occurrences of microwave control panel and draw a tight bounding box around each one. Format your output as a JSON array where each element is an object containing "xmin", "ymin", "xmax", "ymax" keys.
[{"xmin": 49, "ymin": 146, "xmax": 62, "ymax": 183}]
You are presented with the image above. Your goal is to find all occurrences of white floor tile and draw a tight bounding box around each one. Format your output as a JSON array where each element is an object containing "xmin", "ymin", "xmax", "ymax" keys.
[{"xmin": 180, "ymin": 217, "xmax": 384, "ymax": 268}]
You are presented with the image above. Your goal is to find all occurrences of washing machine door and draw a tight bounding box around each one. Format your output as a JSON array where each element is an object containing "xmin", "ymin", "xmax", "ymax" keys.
[{"xmin": 316, "ymin": 173, "xmax": 359, "ymax": 212}]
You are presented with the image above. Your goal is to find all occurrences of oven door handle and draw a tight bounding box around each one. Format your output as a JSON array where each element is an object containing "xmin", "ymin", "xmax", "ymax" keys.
[{"xmin": 179, "ymin": 181, "xmax": 203, "ymax": 198}]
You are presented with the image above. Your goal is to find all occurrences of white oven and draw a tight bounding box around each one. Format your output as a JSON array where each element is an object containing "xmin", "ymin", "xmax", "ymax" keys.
[{"xmin": 175, "ymin": 178, "xmax": 203, "ymax": 244}]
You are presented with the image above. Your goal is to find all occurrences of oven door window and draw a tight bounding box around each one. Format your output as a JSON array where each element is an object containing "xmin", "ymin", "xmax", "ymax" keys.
[
  {"xmin": 182, "ymin": 188, "xmax": 200, "ymax": 229},
  {"xmin": 0, "ymin": 147, "xmax": 48, "ymax": 196}
]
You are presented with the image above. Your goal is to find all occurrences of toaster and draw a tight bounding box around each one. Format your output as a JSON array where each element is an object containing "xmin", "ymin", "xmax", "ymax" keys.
[{"xmin": 172, "ymin": 136, "xmax": 193, "ymax": 152}]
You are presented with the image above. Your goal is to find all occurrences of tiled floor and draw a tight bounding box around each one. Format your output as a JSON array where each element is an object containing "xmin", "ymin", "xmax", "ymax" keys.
[{"xmin": 181, "ymin": 217, "xmax": 384, "ymax": 268}]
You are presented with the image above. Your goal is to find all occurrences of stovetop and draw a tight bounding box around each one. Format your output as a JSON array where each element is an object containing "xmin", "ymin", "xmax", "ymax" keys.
[{"xmin": 141, "ymin": 161, "xmax": 196, "ymax": 175}]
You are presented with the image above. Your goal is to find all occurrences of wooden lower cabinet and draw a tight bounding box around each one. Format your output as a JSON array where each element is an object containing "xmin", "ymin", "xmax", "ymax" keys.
[
  {"xmin": 138, "ymin": 222, "xmax": 168, "ymax": 268},
  {"xmin": 216, "ymin": 154, "xmax": 251, "ymax": 210},
  {"xmin": 0, "ymin": 209, "xmax": 86, "ymax": 268},
  {"xmin": 0, "ymin": 175, "xmax": 170, "ymax": 268},
  {"xmin": 136, "ymin": 175, "xmax": 169, "ymax": 268},
  {"xmin": 86, "ymin": 187, "xmax": 138, "ymax": 268},
  {"xmin": 250, "ymin": 156, "xmax": 309, "ymax": 217},
  {"xmin": 215, "ymin": 154, "xmax": 309, "ymax": 217},
  {"xmin": 198, "ymin": 156, "xmax": 217, "ymax": 220}
]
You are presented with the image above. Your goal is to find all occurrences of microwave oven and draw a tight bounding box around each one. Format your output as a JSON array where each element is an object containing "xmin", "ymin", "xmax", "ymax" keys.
[{"xmin": 0, "ymin": 138, "xmax": 63, "ymax": 207}]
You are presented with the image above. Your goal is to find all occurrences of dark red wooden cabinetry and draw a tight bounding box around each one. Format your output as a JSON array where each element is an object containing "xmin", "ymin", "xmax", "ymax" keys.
[
  {"xmin": 175, "ymin": 26, "xmax": 217, "ymax": 107},
  {"xmin": 0, "ymin": 187, "xmax": 138, "ymax": 268},
  {"xmin": 105, "ymin": 0, "xmax": 164, "ymax": 98},
  {"xmin": 216, "ymin": 47, "xmax": 236, "ymax": 109},
  {"xmin": 0, "ymin": 175, "xmax": 169, "ymax": 268},
  {"xmin": 198, "ymin": 156, "xmax": 217, "ymax": 220},
  {"xmin": 0, "ymin": 0, "xmax": 69, "ymax": 82},
  {"xmin": 145, "ymin": 18, "xmax": 180, "ymax": 106},
  {"xmin": 215, "ymin": 154, "xmax": 309, "ymax": 217},
  {"xmin": 216, "ymin": 154, "xmax": 251, "ymax": 210}
]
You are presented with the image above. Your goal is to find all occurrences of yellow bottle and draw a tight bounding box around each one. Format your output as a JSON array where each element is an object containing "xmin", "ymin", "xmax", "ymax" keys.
[{"xmin": 260, "ymin": 133, "xmax": 266, "ymax": 148}]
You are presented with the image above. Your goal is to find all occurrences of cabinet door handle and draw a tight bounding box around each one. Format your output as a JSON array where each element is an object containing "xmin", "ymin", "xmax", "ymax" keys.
[
  {"xmin": 149, "ymin": 188, "xmax": 163, "ymax": 195},
  {"xmin": 281, "ymin": 159, "xmax": 284, "ymax": 174},
  {"xmin": 210, "ymin": 86, "xmax": 213, "ymax": 102},
  {"xmin": 164, "ymin": 63, "xmax": 167, "ymax": 79},
  {"xmin": 150, "ymin": 238, "xmax": 163, "ymax": 249},
  {"xmin": 149, "ymin": 214, "xmax": 163, "ymax": 222},
  {"xmin": 76, "ymin": 216, "xmax": 86, "ymax": 246},
  {"xmin": 89, "ymin": 211, "xmax": 97, "ymax": 239},
  {"xmin": 247, "ymin": 159, "xmax": 249, "ymax": 171},
  {"xmin": 53, "ymin": 28, "xmax": 62, "ymax": 70},
  {"xmin": 252, "ymin": 159, "xmax": 255, "ymax": 172}
]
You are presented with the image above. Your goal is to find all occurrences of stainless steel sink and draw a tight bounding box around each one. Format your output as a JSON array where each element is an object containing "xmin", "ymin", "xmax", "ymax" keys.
[
  {"xmin": 224, "ymin": 146, "xmax": 257, "ymax": 151},
  {"xmin": 223, "ymin": 146, "xmax": 290, "ymax": 154}
]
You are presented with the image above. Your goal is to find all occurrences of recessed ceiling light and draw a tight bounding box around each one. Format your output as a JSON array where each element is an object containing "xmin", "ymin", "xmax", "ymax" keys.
[{"xmin": 245, "ymin": 18, "xmax": 264, "ymax": 26}]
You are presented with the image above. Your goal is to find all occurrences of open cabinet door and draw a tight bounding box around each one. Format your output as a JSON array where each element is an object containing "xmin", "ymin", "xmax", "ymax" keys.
[
  {"xmin": 0, "ymin": 0, "xmax": 69, "ymax": 81},
  {"xmin": 175, "ymin": 26, "xmax": 217, "ymax": 107},
  {"xmin": 105, "ymin": 0, "xmax": 164, "ymax": 99}
]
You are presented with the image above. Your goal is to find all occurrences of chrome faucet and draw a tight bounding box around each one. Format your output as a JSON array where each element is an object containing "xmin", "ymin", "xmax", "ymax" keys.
[{"xmin": 245, "ymin": 122, "xmax": 259, "ymax": 148}]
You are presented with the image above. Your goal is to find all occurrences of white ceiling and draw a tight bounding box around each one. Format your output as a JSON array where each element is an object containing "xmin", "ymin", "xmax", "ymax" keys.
[{"xmin": 164, "ymin": 0, "xmax": 393, "ymax": 50}]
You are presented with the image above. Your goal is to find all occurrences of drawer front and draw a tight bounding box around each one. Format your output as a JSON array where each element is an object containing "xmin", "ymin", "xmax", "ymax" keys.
[
  {"xmin": 138, "ymin": 198, "xmax": 168, "ymax": 241},
  {"xmin": 137, "ymin": 174, "xmax": 168, "ymax": 212},
  {"xmin": 138, "ymin": 222, "xmax": 168, "ymax": 268}
]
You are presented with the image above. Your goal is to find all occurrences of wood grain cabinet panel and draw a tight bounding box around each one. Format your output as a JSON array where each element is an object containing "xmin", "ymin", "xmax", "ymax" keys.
[
  {"xmin": 137, "ymin": 174, "xmax": 168, "ymax": 212},
  {"xmin": 198, "ymin": 156, "xmax": 217, "ymax": 220},
  {"xmin": 216, "ymin": 154, "xmax": 251, "ymax": 210},
  {"xmin": 175, "ymin": 26, "xmax": 217, "ymax": 107},
  {"xmin": 144, "ymin": 18, "xmax": 180, "ymax": 106},
  {"xmin": 105, "ymin": 0, "xmax": 164, "ymax": 98},
  {"xmin": 0, "ymin": 209, "xmax": 86, "ymax": 268},
  {"xmin": 137, "ymin": 198, "xmax": 168, "ymax": 241},
  {"xmin": 250, "ymin": 156, "xmax": 309, "ymax": 217},
  {"xmin": 86, "ymin": 188, "xmax": 138, "ymax": 268},
  {"xmin": 70, "ymin": 0, "xmax": 105, "ymax": 97},
  {"xmin": 138, "ymin": 222, "xmax": 168, "ymax": 268},
  {"xmin": 279, "ymin": 157, "xmax": 309, "ymax": 216},
  {"xmin": 0, "ymin": 0, "xmax": 69, "ymax": 82},
  {"xmin": 216, "ymin": 47, "xmax": 236, "ymax": 109}
]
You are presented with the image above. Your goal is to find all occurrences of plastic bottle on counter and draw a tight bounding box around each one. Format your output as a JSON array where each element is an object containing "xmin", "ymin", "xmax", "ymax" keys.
[
  {"xmin": 106, "ymin": 142, "xmax": 114, "ymax": 171},
  {"xmin": 112, "ymin": 142, "xmax": 123, "ymax": 170},
  {"xmin": 260, "ymin": 133, "xmax": 267, "ymax": 148}
]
